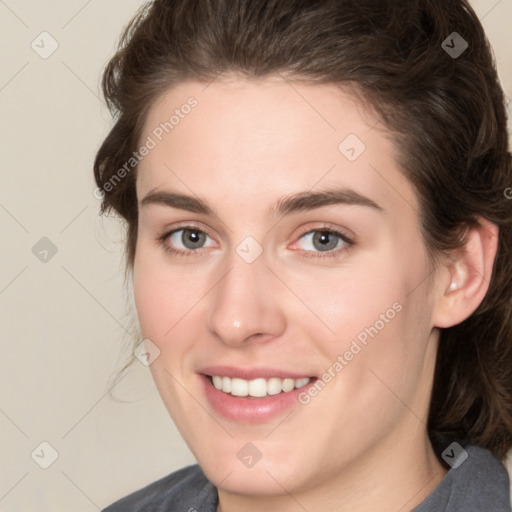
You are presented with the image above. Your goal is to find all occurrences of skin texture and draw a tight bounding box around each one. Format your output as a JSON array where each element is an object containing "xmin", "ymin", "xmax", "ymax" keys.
[{"xmin": 132, "ymin": 77, "xmax": 498, "ymax": 512}]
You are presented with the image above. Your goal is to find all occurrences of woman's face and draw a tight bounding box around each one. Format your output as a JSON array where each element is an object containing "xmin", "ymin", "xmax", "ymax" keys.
[{"xmin": 133, "ymin": 78, "xmax": 444, "ymax": 497}]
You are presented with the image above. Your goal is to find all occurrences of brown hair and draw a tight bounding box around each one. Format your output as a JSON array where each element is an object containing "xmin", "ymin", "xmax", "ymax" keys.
[{"xmin": 94, "ymin": 0, "xmax": 512, "ymax": 459}]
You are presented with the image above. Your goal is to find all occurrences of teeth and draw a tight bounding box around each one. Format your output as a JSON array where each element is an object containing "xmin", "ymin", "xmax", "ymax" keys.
[
  {"xmin": 267, "ymin": 377, "xmax": 282, "ymax": 396},
  {"xmin": 231, "ymin": 378, "xmax": 249, "ymax": 397},
  {"xmin": 210, "ymin": 375, "xmax": 311, "ymax": 397},
  {"xmin": 212, "ymin": 376, "xmax": 222, "ymax": 390},
  {"xmin": 282, "ymin": 378, "xmax": 295, "ymax": 392},
  {"xmin": 221, "ymin": 376, "xmax": 232, "ymax": 393},
  {"xmin": 295, "ymin": 377, "xmax": 311, "ymax": 388},
  {"xmin": 248, "ymin": 378, "xmax": 267, "ymax": 397}
]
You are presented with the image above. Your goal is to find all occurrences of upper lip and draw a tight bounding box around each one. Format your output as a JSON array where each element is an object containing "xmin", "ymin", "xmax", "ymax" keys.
[{"xmin": 199, "ymin": 365, "xmax": 315, "ymax": 380}]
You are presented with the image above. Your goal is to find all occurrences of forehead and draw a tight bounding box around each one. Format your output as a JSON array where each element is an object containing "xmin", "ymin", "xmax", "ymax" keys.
[{"xmin": 136, "ymin": 77, "xmax": 418, "ymax": 216}]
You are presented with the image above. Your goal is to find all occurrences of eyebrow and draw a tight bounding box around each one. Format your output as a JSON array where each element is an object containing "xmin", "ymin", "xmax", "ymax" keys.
[{"xmin": 140, "ymin": 187, "xmax": 384, "ymax": 216}]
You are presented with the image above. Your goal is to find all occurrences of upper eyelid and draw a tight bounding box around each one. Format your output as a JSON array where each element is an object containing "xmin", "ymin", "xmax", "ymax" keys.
[
  {"xmin": 163, "ymin": 224, "xmax": 353, "ymax": 250},
  {"xmin": 163, "ymin": 222, "xmax": 214, "ymax": 238},
  {"xmin": 291, "ymin": 227, "xmax": 354, "ymax": 251},
  {"xmin": 163, "ymin": 223, "xmax": 350, "ymax": 237},
  {"xmin": 167, "ymin": 226, "xmax": 217, "ymax": 246},
  {"xmin": 295, "ymin": 224, "xmax": 352, "ymax": 238}
]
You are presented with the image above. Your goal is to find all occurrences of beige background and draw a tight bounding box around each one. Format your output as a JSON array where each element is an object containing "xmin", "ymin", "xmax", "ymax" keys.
[{"xmin": 0, "ymin": 1, "xmax": 511, "ymax": 510}]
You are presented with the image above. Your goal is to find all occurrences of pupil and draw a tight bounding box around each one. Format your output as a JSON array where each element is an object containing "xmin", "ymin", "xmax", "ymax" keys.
[
  {"xmin": 183, "ymin": 229, "xmax": 205, "ymax": 249},
  {"xmin": 313, "ymin": 231, "xmax": 337, "ymax": 251}
]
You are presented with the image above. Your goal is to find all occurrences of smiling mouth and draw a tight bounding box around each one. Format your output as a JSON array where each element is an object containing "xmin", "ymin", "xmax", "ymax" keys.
[{"xmin": 207, "ymin": 375, "xmax": 313, "ymax": 398}]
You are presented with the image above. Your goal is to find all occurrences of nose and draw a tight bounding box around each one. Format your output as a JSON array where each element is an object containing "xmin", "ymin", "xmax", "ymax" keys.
[{"xmin": 206, "ymin": 255, "xmax": 287, "ymax": 347}]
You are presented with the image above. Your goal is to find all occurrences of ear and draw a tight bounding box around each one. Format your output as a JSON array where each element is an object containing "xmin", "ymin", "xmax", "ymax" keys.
[{"xmin": 432, "ymin": 217, "xmax": 499, "ymax": 329}]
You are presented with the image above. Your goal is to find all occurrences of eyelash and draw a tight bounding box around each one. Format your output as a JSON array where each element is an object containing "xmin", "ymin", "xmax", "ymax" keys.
[
  {"xmin": 295, "ymin": 227, "xmax": 355, "ymax": 259},
  {"xmin": 157, "ymin": 225, "xmax": 355, "ymax": 260}
]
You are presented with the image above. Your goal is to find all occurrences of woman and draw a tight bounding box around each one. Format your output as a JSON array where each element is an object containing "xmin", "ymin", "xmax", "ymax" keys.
[{"xmin": 94, "ymin": 0, "xmax": 512, "ymax": 510}]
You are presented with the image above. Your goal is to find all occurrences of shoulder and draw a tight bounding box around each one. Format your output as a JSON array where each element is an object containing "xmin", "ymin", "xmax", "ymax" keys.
[
  {"xmin": 446, "ymin": 444, "xmax": 511, "ymax": 510},
  {"xmin": 415, "ymin": 441, "xmax": 511, "ymax": 512},
  {"xmin": 101, "ymin": 464, "xmax": 217, "ymax": 512}
]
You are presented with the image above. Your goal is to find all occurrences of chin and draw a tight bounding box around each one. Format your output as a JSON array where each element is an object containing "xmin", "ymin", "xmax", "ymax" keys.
[{"xmin": 201, "ymin": 458, "xmax": 303, "ymax": 496}]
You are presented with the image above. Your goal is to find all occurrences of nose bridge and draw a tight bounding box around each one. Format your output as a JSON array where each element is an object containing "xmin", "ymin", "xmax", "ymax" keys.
[{"xmin": 206, "ymin": 249, "xmax": 286, "ymax": 346}]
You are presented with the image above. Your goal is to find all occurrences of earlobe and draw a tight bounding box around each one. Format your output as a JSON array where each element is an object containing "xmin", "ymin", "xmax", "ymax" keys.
[{"xmin": 433, "ymin": 218, "xmax": 499, "ymax": 329}]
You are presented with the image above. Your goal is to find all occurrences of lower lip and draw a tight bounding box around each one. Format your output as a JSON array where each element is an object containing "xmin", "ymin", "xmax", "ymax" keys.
[{"xmin": 200, "ymin": 374, "xmax": 316, "ymax": 424}]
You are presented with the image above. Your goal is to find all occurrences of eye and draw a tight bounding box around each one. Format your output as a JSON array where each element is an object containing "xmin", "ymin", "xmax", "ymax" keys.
[
  {"xmin": 158, "ymin": 225, "xmax": 354, "ymax": 258},
  {"xmin": 160, "ymin": 227, "xmax": 216, "ymax": 255},
  {"xmin": 293, "ymin": 228, "xmax": 354, "ymax": 258}
]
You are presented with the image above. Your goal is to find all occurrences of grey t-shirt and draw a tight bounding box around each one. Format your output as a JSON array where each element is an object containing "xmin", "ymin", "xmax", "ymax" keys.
[{"xmin": 102, "ymin": 443, "xmax": 511, "ymax": 511}]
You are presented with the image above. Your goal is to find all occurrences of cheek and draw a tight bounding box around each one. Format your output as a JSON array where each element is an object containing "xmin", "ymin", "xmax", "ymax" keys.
[
  {"xmin": 133, "ymin": 243, "xmax": 192, "ymax": 336},
  {"xmin": 287, "ymin": 251, "xmax": 411, "ymax": 352},
  {"xmin": 132, "ymin": 244, "xmax": 216, "ymax": 381},
  {"xmin": 132, "ymin": 248, "xmax": 203, "ymax": 409},
  {"xmin": 303, "ymin": 241, "xmax": 435, "ymax": 400},
  {"xmin": 133, "ymin": 250, "xmax": 178, "ymax": 350},
  {"xmin": 133, "ymin": 257, "xmax": 166, "ymax": 339}
]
